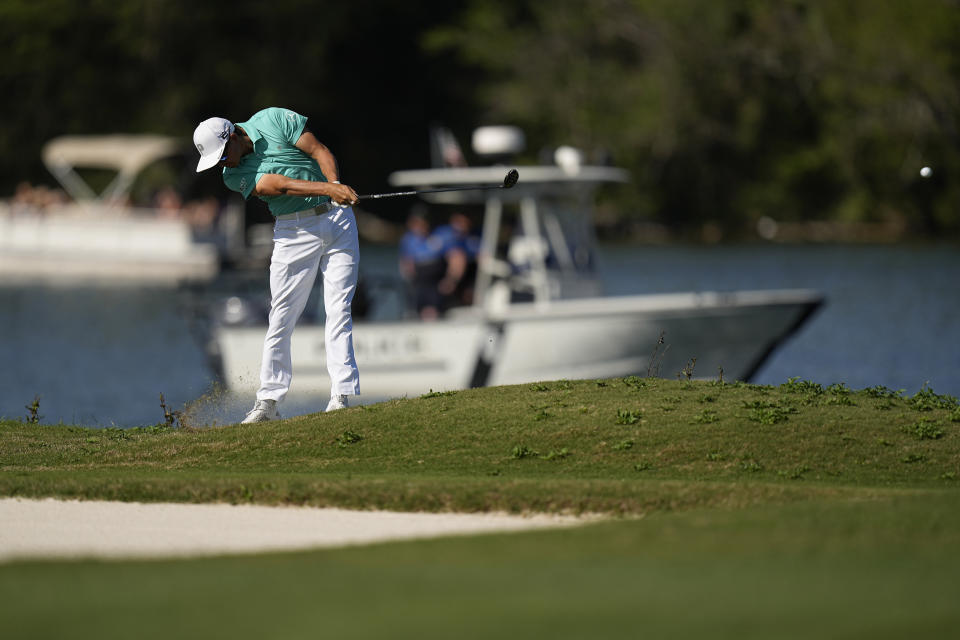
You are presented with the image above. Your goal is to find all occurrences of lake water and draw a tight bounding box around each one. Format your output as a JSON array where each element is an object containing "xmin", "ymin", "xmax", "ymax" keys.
[
  {"xmin": 0, "ymin": 243, "xmax": 956, "ymax": 427},
  {"xmin": 599, "ymin": 243, "xmax": 958, "ymax": 395}
]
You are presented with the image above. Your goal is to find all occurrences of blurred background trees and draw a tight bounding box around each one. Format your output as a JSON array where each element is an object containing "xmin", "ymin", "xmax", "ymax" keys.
[{"xmin": 2, "ymin": 0, "xmax": 959, "ymax": 239}]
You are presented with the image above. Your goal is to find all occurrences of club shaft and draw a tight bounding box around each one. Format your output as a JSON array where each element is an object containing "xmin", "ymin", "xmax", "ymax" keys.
[{"xmin": 358, "ymin": 183, "xmax": 505, "ymax": 201}]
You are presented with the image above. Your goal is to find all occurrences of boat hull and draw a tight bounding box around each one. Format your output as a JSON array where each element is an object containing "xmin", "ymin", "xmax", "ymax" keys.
[
  {"xmin": 0, "ymin": 207, "xmax": 219, "ymax": 285},
  {"xmin": 214, "ymin": 290, "xmax": 822, "ymax": 401}
]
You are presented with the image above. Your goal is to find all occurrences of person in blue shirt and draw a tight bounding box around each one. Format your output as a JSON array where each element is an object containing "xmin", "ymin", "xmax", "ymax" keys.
[
  {"xmin": 429, "ymin": 212, "xmax": 480, "ymax": 309},
  {"xmin": 398, "ymin": 212, "xmax": 446, "ymax": 319},
  {"xmin": 193, "ymin": 108, "xmax": 361, "ymax": 422}
]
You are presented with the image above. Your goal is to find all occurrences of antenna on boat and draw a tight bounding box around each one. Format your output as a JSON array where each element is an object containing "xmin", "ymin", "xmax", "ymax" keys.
[{"xmin": 357, "ymin": 169, "xmax": 519, "ymax": 201}]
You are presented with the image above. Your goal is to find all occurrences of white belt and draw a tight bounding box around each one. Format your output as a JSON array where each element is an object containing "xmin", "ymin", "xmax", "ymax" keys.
[{"xmin": 275, "ymin": 201, "xmax": 338, "ymax": 220}]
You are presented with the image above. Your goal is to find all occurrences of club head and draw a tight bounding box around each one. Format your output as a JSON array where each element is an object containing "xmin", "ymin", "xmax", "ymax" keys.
[{"xmin": 502, "ymin": 169, "xmax": 519, "ymax": 189}]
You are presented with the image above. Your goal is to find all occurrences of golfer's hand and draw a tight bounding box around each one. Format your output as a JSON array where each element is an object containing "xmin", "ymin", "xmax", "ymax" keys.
[{"xmin": 329, "ymin": 182, "xmax": 359, "ymax": 206}]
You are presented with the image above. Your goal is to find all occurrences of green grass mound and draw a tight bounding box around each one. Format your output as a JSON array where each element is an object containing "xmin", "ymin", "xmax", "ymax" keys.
[{"xmin": 2, "ymin": 377, "xmax": 957, "ymax": 512}]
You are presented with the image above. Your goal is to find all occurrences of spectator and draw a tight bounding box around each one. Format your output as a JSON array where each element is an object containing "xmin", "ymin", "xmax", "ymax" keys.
[
  {"xmin": 398, "ymin": 212, "xmax": 445, "ymax": 320},
  {"xmin": 153, "ymin": 186, "xmax": 183, "ymax": 219},
  {"xmin": 430, "ymin": 211, "xmax": 480, "ymax": 308}
]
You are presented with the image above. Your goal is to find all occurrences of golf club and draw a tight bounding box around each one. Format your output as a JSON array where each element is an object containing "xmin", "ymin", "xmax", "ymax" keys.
[{"xmin": 358, "ymin": 169, "xmax": 519, "ymax": 201}]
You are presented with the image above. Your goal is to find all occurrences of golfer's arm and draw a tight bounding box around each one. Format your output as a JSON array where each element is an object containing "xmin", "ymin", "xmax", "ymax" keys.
[
  {"xmin": 254, "ymin": 174, "xmax": 340, "ymax": 198},
  {"xmin": 295, "ymin": 129, "xmax": 339, "ymax": 183}
]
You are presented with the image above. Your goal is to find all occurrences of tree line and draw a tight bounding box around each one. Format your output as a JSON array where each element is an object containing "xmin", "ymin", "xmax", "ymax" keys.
[{"xmin": 3, "ymin": 0, "xmax": 958, "ymax": 238}]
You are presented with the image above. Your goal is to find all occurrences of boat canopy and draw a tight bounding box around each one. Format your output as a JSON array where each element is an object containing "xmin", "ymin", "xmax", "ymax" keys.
[
  {"xmin": 389, "ymin": 166, "xmax": 629, "ymax": 205},
  {"xmin": 42, "ymin": 135, "xmax": 182, "ymax": 203}
]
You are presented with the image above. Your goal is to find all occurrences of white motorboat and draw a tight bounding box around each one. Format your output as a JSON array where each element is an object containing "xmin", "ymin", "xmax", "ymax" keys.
[
  {"xmin": 0, "ymin": 135, "xmax": 221, "ymax": 284},
  {"xmin": 213, "ymin": 151, "xmax": 823, "ymax": 399}
]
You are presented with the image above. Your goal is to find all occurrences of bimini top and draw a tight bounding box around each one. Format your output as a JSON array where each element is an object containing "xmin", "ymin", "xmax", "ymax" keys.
[{"xmin": 41, "ymin": 135, "xmax": 182, "ymax": 202}]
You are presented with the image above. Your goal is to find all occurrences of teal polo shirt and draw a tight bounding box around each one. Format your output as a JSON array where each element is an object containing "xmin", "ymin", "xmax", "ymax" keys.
[{"xmin": 222, "ymin": 107, "xmax": 331, "ymax": 215}]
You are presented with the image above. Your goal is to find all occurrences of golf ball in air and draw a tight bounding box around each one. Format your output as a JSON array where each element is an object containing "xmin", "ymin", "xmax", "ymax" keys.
[{"xmin": 920, "ymin": 166, "xmax": 932, "ymax": 178}]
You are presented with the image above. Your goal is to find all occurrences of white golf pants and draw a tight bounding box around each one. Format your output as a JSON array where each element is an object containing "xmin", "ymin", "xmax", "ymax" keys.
[{"xmin": 257, "ymin": 205, "xmax": 360, "ymax": 403}]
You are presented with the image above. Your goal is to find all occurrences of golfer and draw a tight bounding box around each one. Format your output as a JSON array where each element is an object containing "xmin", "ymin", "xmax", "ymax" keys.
[{"xmin": 193, "ymin": 108, "xmax": 361, "ymax": 422}]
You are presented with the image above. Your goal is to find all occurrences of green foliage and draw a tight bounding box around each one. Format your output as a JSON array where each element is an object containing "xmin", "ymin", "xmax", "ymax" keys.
[
  {"xmin": 511, "ymin": 444, "xmax": 539, "ymax": 459},
  {"xmin": 911, "ymin": 386, "xmax": 959, "ymax": 412},
  {"xmin": 0, "ymin": 0, "xmax": 474, "ymax": 217},
  {"xmin": 692, "ymin": 409, "xmax": 719, "ymax": 424},
  {"xmin": 743, "ymin": 400, "xmax": 796, "ymax": 424},
  {"xmin": 621, "ymin": 376, "xmax": 647, "ymax": 390},
  {"xmin": 428, "ymin": 0, "xmax": 960, "ymax": 237},
  {"xmin": 335, "ymin": 430, "xmax": 364, "ymax": 448},
  {"xmin": 615, "ymin": 408, "xmax": 642, "ymax": 425},
  {"xmin": 778, "ymin": 465, "xmax": 811, "ymax": 480},
  {"xmin": 904, "ymin": 419, "xmax": 944, "ymax": 441},
  {"xmin": 510, "ymin": 444, "xmax": 570, "ymax": 461},
  {"xmin": 105, "ymin": 424, "xmax": 175, "ymax": 438},
  {"xmin": 421, "ymin": 390, "xmax": 457, "ymax": 399},
  {"xmin": 6, "ymin": 0, "xmax": 960, "ymax": 237},
  {"xmin": 825, "ymin": 383, "xmax": 856, "ymax": 406},
  {"xmin": 863, "ymin": 385, "xmax": 903, "ymax": 399},
  {"xmin": 826, "ymin": 383, "xmax": 851, "ymax": 396}
]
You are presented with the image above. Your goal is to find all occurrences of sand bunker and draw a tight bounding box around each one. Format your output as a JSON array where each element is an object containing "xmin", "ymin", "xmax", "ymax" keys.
[{"xmin": 0, "ymin": 497, "xmax": 582, "ymax": 562}]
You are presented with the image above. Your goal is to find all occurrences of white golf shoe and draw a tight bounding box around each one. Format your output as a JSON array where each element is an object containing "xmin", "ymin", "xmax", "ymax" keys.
[
  {"xmin": 325, "ymin": 394, "xmax": 349, "ymax": 412},
  {"xmin": 241, "ymin": 399, "xmax": 280, "ymax": 424}
]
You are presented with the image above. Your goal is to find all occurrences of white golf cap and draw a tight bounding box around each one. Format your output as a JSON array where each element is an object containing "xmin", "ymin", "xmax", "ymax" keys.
[{"xmin": 193, "ymin": 117, "xmax": 235, "ymax": 172}]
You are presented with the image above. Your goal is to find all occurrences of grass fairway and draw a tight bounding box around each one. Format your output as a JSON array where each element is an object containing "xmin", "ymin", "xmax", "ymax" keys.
[{"xmin": 2, "ymin": 377, "xmax": 959, "ymax": 638}]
